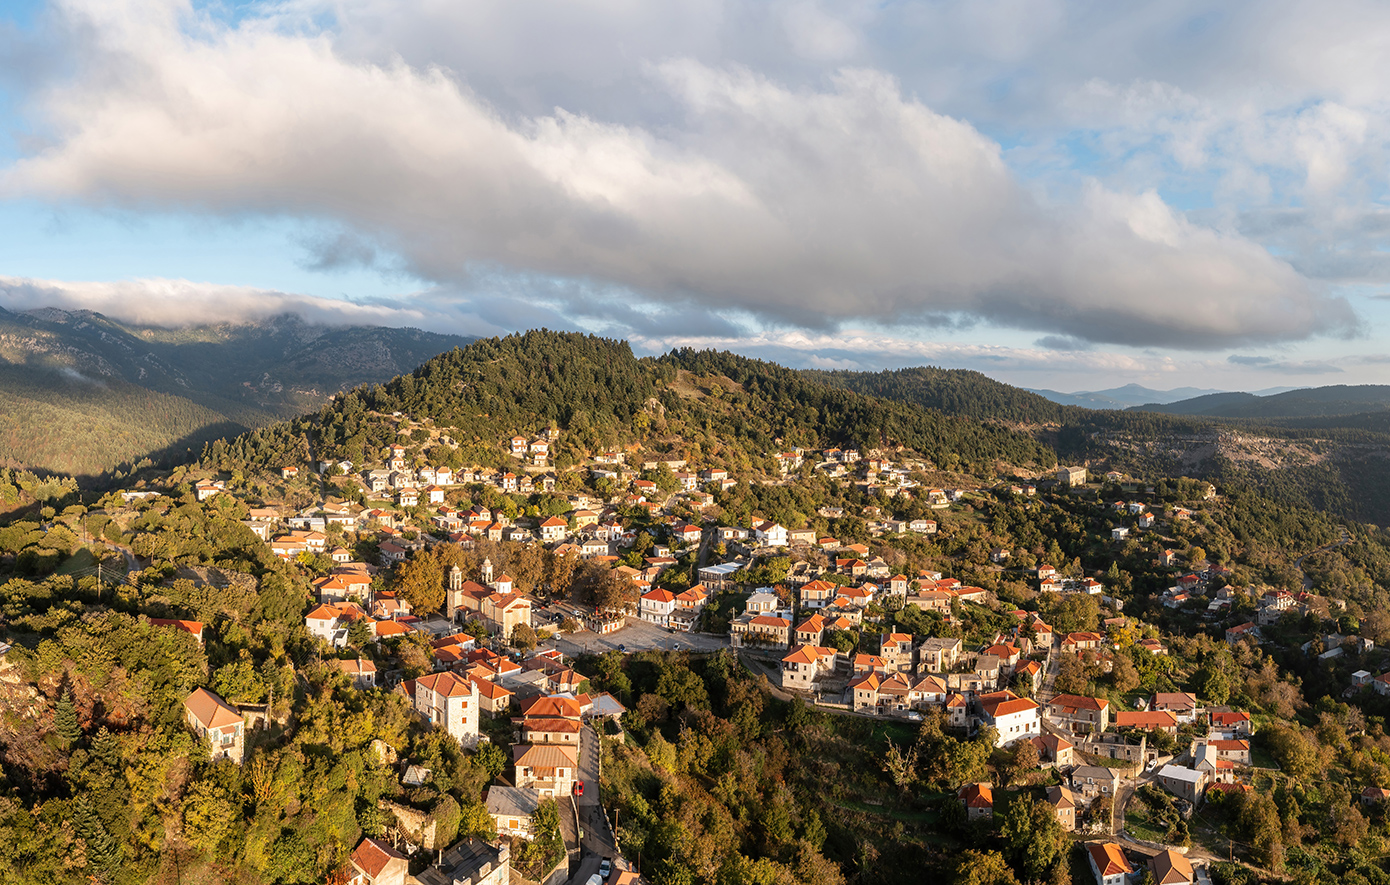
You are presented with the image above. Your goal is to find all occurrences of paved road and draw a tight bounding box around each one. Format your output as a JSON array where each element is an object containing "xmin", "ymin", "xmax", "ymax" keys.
[
  {"xmin": 576, "ymin": 725, "xmax": 616, "ymax": 860},
  {"xmin": 555, "ymin": 617, "xmax": 731, "ymax": 658},
  {"xmin": 1035, "ymin": 635, "xmax": 1061, "ymax": 705},
  {"xmin": 569, "ymin": 855, "xmax": 602, "ymax": 885},
  {"xmin": 696, "ymin": 524, "xmax": 716, "ymax": 570}
]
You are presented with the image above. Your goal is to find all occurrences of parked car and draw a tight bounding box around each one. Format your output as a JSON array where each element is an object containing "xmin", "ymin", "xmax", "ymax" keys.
[
  {"xmin": 573, "ymin": 780, "xmax": 584, "ymax": 796},
  {"xmin": 599, "ymin": 857, "xmax": 613, "ymax": 880}
]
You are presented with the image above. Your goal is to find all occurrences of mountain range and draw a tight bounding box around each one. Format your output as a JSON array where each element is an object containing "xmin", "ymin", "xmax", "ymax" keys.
[
  {"xmin": 0, "ymin": 307, "xmax": 473, "ymax": 476},
  {"xmin": 1025, "ymin": 383, "xmax": 1303, "ymax": 410},
  {"xmin": 1132, "ymin": 385, "xmax": 1390, "ymax": 420}
]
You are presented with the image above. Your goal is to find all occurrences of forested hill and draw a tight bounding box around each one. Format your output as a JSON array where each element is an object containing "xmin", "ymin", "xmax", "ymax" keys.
[
  {"xmin": 802, "ymin": 366, "xmax": 1073, "ymax": 424},
  {"xmin": 202, "ymin": 331, "xmax": 1058, "ymax": 475},
  {"xmin": 0, "ymin": 306, "xmax": 474, "ymax": 476}
]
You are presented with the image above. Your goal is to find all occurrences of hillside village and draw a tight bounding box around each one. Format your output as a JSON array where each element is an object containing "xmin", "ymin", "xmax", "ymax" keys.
[
  {"xmin": 4, "ymin": 337, "xmax": 1390, "ymax": 885},
  {"xmin": 119, "ymin": 416, "xmax": 1390, "ymax": 881}
]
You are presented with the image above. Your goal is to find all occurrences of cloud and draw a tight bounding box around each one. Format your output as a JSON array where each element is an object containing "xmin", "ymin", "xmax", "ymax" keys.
[
  {"xmin": 630, "ymin": 327, "xmax": 1190, "ymax": 377},
  {"xmin": 297, "ymin": 229, "xmax": 382, "ymax": 274},
  {"xmin": 1035, "ymin": 335, "xmax": 1093, "ymax": 351},
  {"xmin": 1228, "ymin": 353, "xmax": 1343, "ymax": 374},
  {"xmin": 0, "ymin": 275, "xmax": 431, "ymax": 329},
  {"xmin": 0, "ymin": 0, "xmax": 1356, "ymax": 351}
]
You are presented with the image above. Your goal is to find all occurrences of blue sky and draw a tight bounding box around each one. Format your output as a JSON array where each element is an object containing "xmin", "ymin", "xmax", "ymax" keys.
[{"xmin": 4, "ymin": 0, "xmax": 1390, "ymax": 392}]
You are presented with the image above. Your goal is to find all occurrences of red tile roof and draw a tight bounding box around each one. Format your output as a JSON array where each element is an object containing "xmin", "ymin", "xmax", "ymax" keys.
[
  {"xmin": 352, "ymin": 837, "xmax": 406, "ymax": 878},
  {"xmin": 1088, "ymin": 843, "xmax": 1133, "ymax": 877}
]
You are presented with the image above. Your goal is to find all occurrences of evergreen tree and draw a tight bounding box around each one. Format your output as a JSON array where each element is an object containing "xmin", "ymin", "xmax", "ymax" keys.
[
  {"xmin": 54, "ymin": 690, "xmax": 81, "ymax": 745},
  {"xmin": 73, "ymin": 796, "xmax": 123, "ymax": 880}
]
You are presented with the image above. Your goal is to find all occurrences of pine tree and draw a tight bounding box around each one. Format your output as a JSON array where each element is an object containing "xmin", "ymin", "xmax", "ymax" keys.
[
  {"xmin": 74, "ymin": 796, "xmax": 122, "ymax": 880},
  {"xmin": 54, "ymin": 691, "xmax": 81, "ymax": 745}
]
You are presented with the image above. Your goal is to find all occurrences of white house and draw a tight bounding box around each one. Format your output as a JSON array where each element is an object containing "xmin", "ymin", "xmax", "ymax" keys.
[
  {"xmin": 1087, "ymin": 844, "xmax": 1133, "ymax": 885},
  {"xmin": 639, "ymin": 588, "xmax": 677, "ymax": 627},
  {"xmin": 406, "ymin": 672, "xmax": 481, "ymax": 747},
  {"xmin": 538, "ymin": 516, "xmax": 567, "ymax": 543},
  {"xmin": 753, "ymin": 521, "xmax": 789, "ymax": 547},
  {"xmin": 979, "ymin": 694, "xmax": 1041, "ymax": 747}
]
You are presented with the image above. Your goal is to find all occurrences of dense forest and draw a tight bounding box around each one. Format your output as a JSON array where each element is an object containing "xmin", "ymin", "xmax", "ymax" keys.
[
  {"xmin": 0, "ymin": 365, "xmax": 248, "ymax": 479},
  {"xmin": 803, "ymin": 366, "xmax": 1073, "ymax": 425}
]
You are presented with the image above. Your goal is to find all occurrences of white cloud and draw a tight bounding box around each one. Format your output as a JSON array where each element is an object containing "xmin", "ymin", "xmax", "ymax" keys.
[
  {"xmin": 0, "ymin": 0, "xmax": 1353, "ymax": 351},
  {"xmin": 0, "ymin": 275, "xmax": 426, "ymax": 328}
]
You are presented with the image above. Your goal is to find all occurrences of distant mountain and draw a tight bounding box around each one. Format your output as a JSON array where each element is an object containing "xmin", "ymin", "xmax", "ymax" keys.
[
  {"xmin": 0, "ymin": 306, "xmax": 474, "ymax": 476},
  {"xmin": 1026, "ymin": 383, "xmax": 1227, "ymax": 409},
  {"xmin": 1135, "ymin": 385, "xmax": 1390, "ymax": 419}
]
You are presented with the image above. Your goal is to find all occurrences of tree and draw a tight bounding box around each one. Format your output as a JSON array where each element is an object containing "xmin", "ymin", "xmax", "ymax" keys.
[
  {"xmin": 1000, "ymin": 797, "xmax": 1066, "ymax": 882},
  {"xmin": 456, "ymin": 743, "xmax": 500, "ymax": 787},
  {"xmin": 73, "ymin": 796, "xmax": 122, "ymax": 878},
  {"xmin": 881, "ymin": 738, "xmax": 918, "ymax": 793},
  {"xmin": 511, "ymin": 622, "xmax": 538, "ymax": 652},
  {"xmin": 1009, "ymin": 740, "xmax": 1039, "ymax": 783},
  {"xmin": 458, "ymin": 800, "xmax": 497, "ymax": 841},
  {"xmin": 431, "ymin": 795, "xmax": 462, "ymax": 846},
  {"xmin": 1055, "ymin": 655, "xmax": 1088, "ymax": 695},
  {"xmin": 1261, "ymin": 725, "xmax": 1319, "ymax": 779},
  {"xmin": 547, "ymin": 551, "xmax": 579, "ymax": 600},
  {"xmin": 1190, "ymin": 654, "xmax": 1232, "ymax": 705},
  {"xmin": 347, "ymin": 615, "xmax": 374, "ymax": 649},
  {"xmin": 182, "ymin": 779, "xmax": 237, "ymax": 857},
  {"xmin": 1110, "ymin": 654, "xmax": 1140, "ymax": 694},
  {"xmin": 54, "ymin": 690, "xmax": 81, "ymax": 746},
  {"xmin": 395, "ymin": 550, "xmax": 445, "ymax": 613},
  {"xmin": 1012, "ymin": 671, "xmax": 1034, "ymax": 698},
  {"xmin": 1237, "ymin": 792, "xmax": 1284, "ymax": 872},
  {"xmin": 952, "ymin": 850, "xmax": 1020, "ymax": 885}
]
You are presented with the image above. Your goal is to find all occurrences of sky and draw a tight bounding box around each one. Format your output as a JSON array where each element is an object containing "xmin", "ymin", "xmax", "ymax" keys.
[{"xmin": 3, "ymin": 1, "xmax": 1390, "ymax": 393}]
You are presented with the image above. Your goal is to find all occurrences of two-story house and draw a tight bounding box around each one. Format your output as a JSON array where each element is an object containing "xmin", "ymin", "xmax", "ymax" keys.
[
  {"xmin": 879, "ymin": 633, "xmax": 915, "ymax": 673},
  {"xmin": 640, "ymin": 588, "xmax": 677, "ymax": 627},
  {"xmin": 780, "ymin": 645, "xmax": 839, "ymax": 691},
  {"xmin": 406, "ymin": 672, "xmax": 481, "ymax": 747},
  {"xmin": 978, "ymin": 691, "xmax": 1041, "ymax": 747},
  {"xmin": 1046, "ymin": 694, "xmax": 1111, "ymax": 735},
  {"xmin": 185, "ymin": 688, "xmax": 245, "ymax": 763},
  {"xmin": 512, "ymin": 744, "xmax": 579, "ymax": 797}
]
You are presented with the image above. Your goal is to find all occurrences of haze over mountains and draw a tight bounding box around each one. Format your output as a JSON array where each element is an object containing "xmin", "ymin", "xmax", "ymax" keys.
[
  {"xmin": 0, "ymin": 307, "xmax": 473, "ymax": 476},
  {"xmin": 1026, "ymin": 383, "xmax": 1302, "ymax": 410},
  {"xmin": 1135, "ymin": 385, "xmax": 1390, "ymax": 419}
]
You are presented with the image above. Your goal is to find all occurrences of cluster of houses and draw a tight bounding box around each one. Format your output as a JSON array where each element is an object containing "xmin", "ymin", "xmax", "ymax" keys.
[
  {"xmin": 769, "ymin": 601, "xmax": 1059, "ymax": 741},
  {"xmin": 303, "ymin": 558, "xmax": 533, "ymax": 651},
  {"xmin": 1041, "ymin": 687, "xmax": 1255, "ymax": 808},
  {"xmin": 345, "ymin": 835, "xmax": 510, "ymax": 885},
  {"xmin": 182, "ymin": 633, "xmax": 630, "ymax": 884}
]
